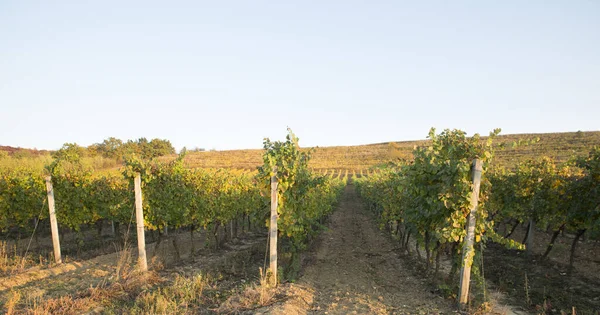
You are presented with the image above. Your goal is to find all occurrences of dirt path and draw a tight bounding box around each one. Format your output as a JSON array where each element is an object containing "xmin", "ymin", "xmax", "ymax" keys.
[{"xmin": 269, "ymin": 184, "xmax": 455, "ymax": 315}]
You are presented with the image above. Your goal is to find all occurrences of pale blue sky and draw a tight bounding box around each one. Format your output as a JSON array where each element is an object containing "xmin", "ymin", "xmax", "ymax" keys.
[{"xmin": 1, "ymin": 1, "xmax": 599, "ymax": 151}]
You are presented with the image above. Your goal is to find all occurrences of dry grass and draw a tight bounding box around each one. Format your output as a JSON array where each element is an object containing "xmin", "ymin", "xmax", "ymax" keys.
[
  {"xmin": 1, "ymin": 230, "xmax": 267, "ymax": 314},
  {"xmin": 0, "ymin": 241, "xmax": 19, "ymax": 274},
  {"xmin": 166, "ymin": 131, "xmax": 600, "ymax": 171},
  {"xmin": 3, "ymin": 131, "xmax": 598, "ymax": 174},
  {"xmin": 64, "ymin": 247, "xmax": 215, "ymax": 314},
  {"xmin": 1, "ymin": 245, "xmax": 164, "ymax": 315},
  {"xmin": 217, "ymin": 268, "xmax": 278, "ymax": 313},
  {"xmin": 24, "ymin": 295, "xmax": 94, "ymax": 315},
  {"xmin": 0, "ymin": 155, "xmax": 53, "ymax": 173},
  {"xmin": 4, "ymin": 290, "xmax": 20, "ymax": 315},
  {"xmin": 129, "ymin": 273, "xmax": 211, "ymax": 314},
  {"xmin": 0, "ymin": 154, "xmax": 121, "ymax": 173},
  {"xmin": 0, "ymin": 241, "xmax": 48, "ymax": 277}
]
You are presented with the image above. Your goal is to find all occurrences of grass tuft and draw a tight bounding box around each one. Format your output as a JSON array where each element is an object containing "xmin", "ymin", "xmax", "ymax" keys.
[{"xmin": 217, "ymin": 267, "xmax": 277, "ymax": 313}]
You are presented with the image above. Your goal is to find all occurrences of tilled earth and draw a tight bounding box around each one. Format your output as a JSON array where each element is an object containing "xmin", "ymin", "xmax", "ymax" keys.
[{"xmin": 264, "ymin": 184, "xmax": 456, "ymax": 315}]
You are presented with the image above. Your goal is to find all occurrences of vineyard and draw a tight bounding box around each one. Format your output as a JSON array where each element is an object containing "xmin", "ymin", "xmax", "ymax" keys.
[
  {"xmin": 354, "ymin": 129, "xmax": 600, "ymax": 313},
  {"xmin": 175, "ymin": 130, "xmax": 600, "ymax": 170},
  {"xmin": 0, "ymin": 129, "xmax": 599, "ymax": 314}
]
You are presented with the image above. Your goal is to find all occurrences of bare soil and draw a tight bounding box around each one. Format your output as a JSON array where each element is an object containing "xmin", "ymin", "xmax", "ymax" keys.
[
  {"xmin": 9, "ymin": 183, "xmax": 595, "ymax": 314},
  {"xmin": 260, "ymin": 184, "xmax": 456, "ymax": 314},
  {"xmin": 484, "ymin": 227, "xmax": 600, "ymax": 314},
  {"xmin": 0, "ymin": 228, "xmax": 267, "ymax": 313}
]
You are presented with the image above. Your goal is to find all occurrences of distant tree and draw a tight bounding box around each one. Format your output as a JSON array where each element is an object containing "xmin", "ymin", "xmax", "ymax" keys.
[
  {"xmin": 121, "ymin": 140, "xmax": 141, "ymax": 158},
  {"xmin": 137, "ymin": 137, "xmax": 149, "ymax": 146},
  {"xmin": 87, "ymin": 143, "xmax": 101, "ymax": 156},
  {"xmin": 147, "ymin": 138, "xmax": 175, "ymax": 158},
  {"xmin": 87, "ymin": 137, "xmax": 125, "ymax": 159},
  {"xmin": 52, "ymin": 143, "xmax": 85, "ymax": 163},
  {"xmin": 100, "ymin": 137, "xmax": 124, "ymax": 158},
  {"xmin": 86, "ymin": 137, "xmax": 175, "ymax": 160},
  {"xmin": 138, "ymin": 137, "xmax": 152, "ymax": 158},
  {"xmin": 116, "ymin": 137, "xmax": 175, "ymax": 160}
]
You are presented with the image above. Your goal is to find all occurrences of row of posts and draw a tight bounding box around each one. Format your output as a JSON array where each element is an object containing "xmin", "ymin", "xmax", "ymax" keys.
[
  {"xmin": 44, "ymin": 161, "xmax": 480, "ymax": 309},
  {"xmin": 45, "ymin": 169, "xmax": 271, "ymax": 278},
  {"xmin": 44, "ymin": 173, "xmax": 148, "ymax": 271}
]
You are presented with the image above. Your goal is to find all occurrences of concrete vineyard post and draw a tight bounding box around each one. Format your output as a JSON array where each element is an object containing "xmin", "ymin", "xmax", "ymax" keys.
[
  {"xmin": 269, "ymin": 167, "xmax": 278, "ymax": 286},
  {"xmin": 134, "ymin": 173, "xmax": 148, "ymax": 272},
  {"xmin": 459, "ymin": 159, "xmax": 482, "ymax": 308},
  {"xmin": 44, "ymin": 176, "xmax": 62, "ymax": 264}
]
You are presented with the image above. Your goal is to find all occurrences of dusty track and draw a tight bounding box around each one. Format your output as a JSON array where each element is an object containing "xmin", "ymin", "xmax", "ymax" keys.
[{"xmin": 266, "ymin": 184, "xmax": 454, "ymax": 314}]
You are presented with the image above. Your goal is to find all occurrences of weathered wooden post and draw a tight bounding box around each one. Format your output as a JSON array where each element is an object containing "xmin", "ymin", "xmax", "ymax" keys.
[
  {"xmin": 269, "ymin": 167, "xmax": 278, "ymax": 285},
  {"xmin": 44, "ymin": 176, "xmax": 62, "ymax": 264},
  {"xmin": 459, "ymin": 159, "xmax": 483, "ymax": 308},
  {"xmin": 134, "ymin": 173, "xmax": 148, "ymax": 272}
]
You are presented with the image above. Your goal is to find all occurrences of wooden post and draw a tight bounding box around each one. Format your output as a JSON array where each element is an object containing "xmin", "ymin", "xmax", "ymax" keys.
[
  {"xmin": 45, "ymin": 176, "xmax": 62, "ymax": 264},
  {"xmin": 269, "ymin": 167, "xmax": 278, "ymax": 285},
  {"xmin": 134, "ymin": 173, "xmax": 148, "ymax": 272},
  {"xmin": 459, "ymin": 159, "xmax": 483, "ymax": 308}
]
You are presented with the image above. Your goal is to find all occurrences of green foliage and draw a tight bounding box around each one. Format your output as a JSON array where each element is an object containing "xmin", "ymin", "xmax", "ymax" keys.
[
  {"xmin": 489, "ymin": 158, "xmax": 570, "ymax": 231},
  {"xmin": 355, "ymin": 127, "xmax": 524, "ymax": 286},
  {"xmin": 47, "ymin": 148, "xmax": 99, "ymax": 230},
  {"xmin": 122, "ymin": 150, "xmax": 264, "ymax": 233},
  {"xmin": 358, "ymin": 128, "xmax": 508, "ymax": 246},
  {"xmin": 89, "ymin": 137, "xmax": 124, "ymax": 159},
  {"xmin": 0, "ymin": 146, "xmax": 264, "ymax": 240},
  {"xmin": 12, "ymin": 150, "xmax": 34, "ymax": 160},
  {"xmin": 0, "ymin": 168, "xmax": 46, "ymax": 232},
  {"xmin": 89, "ymin": 137, "xmax": 175, "ymax": 160},
  {"xmin": 405, "ymin": 128, "xmax": 501, "ymax": 246},
  {"xmin": 140, "ymin": 152, "xmax": 193, "ymax": 231},
  {"xmin": 85, "ymin": 173, "xmax": 131, "ymax": 224},
  {"xmin": 257, "ymin": 129, "xmax": 345, "ymax": 253},
  {"xmin": 488, "ymin": 147, "xmax": 600, "ymax": 241},
  {"xmin": 567, "ymin": 147, "xmax": 600, "ymax": 233},
  {"xmin": 121, "ymin": 138, "xmax": 175, "ymax": 160},
  {"xmin": 51, "ymin": 143, "xmax": 86, "ymax": 164}
]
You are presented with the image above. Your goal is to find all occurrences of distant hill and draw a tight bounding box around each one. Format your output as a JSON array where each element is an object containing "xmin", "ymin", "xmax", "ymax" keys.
[
  {"xmin": 178, "ymin": 131, "xmax": 600, "ymax": 170},
  {"xmin": 4, "ymin": 131, "xmax": 600, "ymax": 171},
  {"xmin": 0, "ymin": 145, "xmax": 52, "ymax": 157}
]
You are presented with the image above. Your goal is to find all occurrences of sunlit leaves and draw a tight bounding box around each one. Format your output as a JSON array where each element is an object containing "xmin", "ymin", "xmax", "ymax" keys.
[
  {"xmin": 355, "ymin": 127, "xmax": 508, "ymax": 262},
  {"xmin": 257, "ymin": 129, "xmax": 344, "ymax": 251}
]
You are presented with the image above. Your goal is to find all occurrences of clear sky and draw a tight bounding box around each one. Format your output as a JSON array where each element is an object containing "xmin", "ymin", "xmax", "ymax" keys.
[{"xmin": 1, "ymin": 1, "xmax": 599, "ymax": 151}]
